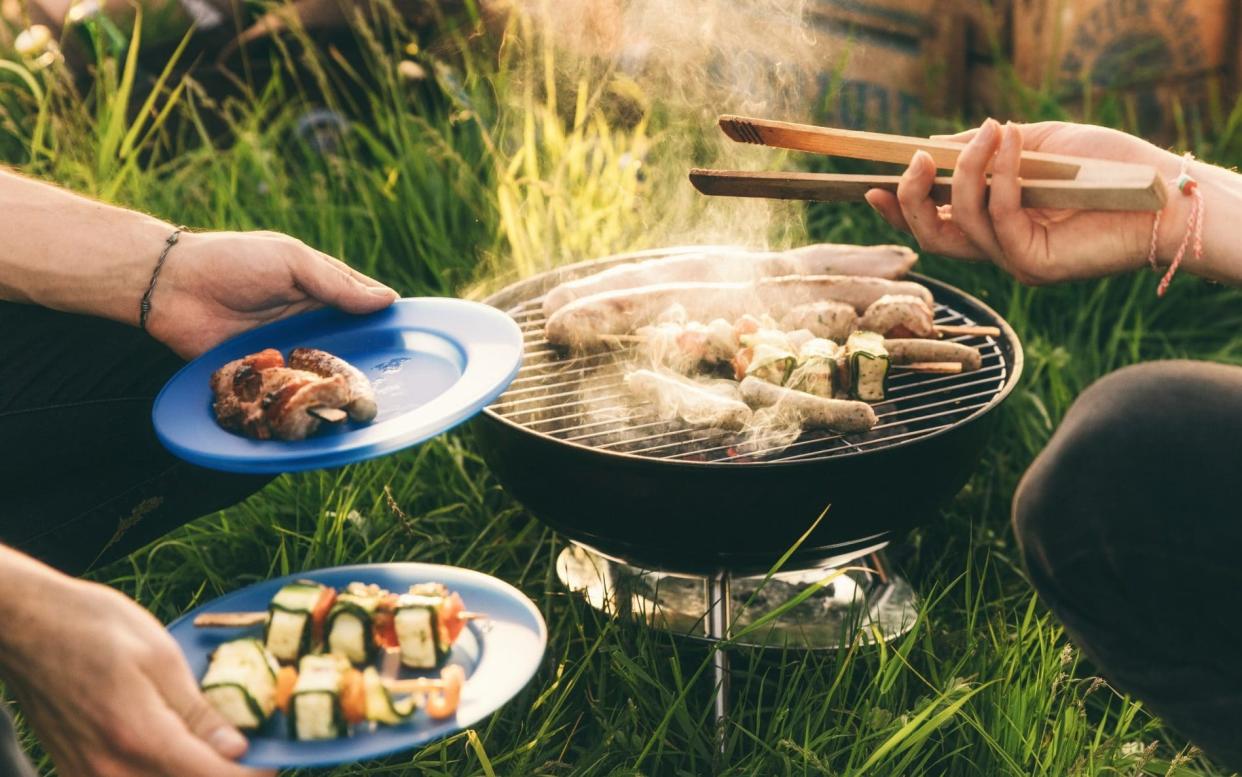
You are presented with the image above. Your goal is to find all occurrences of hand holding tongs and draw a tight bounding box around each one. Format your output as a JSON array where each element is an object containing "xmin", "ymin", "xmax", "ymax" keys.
[{"xmin": 690, "ymin": 116, "xmax": 1166, "ymax": 212}]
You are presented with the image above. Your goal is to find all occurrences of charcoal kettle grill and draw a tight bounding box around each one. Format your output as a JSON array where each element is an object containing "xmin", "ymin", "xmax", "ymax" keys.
[{"xmin": 472, "ymin": 246, "xmax": 1023, "ymax": 735}]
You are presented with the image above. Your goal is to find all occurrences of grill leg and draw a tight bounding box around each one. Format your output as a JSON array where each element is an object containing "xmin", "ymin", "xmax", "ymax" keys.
[{"xmin": 706, "ymin": 570, "xmax": 732, "ymax": 755}]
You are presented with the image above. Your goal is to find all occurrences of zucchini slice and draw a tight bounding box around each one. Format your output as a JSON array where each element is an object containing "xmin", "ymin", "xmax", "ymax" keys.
[
  {"xmin": 264, "ymin": 581, "xmax": 323, "ymax": 663},
  {"xmin": 325, "ymin": 599, "xmax": 376, "ymax": 666},
  {"xmin": 325, "ymin": 583, "xmax": 391, "ymax": 665},
  {"xmin": 788, "ymin": 338, "xmax": 840, "ymax": 398},
  {"xmin": 204, "ymin": 684, "xmax": 268, "ymax": 731},
  {"xmin": 744, "ymin": 343, "xmax": 798, "ymax": 386},
  {"xmin": 845, "ymin": 331, "xmax": 889, "ymax": 402},
  {"xmin": 288, "ymin": 655, "xmax": 348, "ymax": 740},
  {"xmin": 201, "ymin": 639, "xmax": 280, "ymax": 730},
  {"xmin": 362, "ymin": 667, "xmax": 416, "ymax": 725},
  {"xmin": 394, "ymin": 595, "xmax": 444, "ymax": 669}
]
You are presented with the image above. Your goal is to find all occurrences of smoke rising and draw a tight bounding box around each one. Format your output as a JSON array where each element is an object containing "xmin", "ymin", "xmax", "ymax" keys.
[{"xmin": 499, "ymin": 0, "xmax": 831, "ymax": 259}]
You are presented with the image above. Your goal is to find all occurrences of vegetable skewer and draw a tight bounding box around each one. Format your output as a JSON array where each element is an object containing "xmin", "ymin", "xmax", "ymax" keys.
[
  {"xmin": 194, "ymin": 581, "xmax": 485, "ymax": 670},
  {"xmin": 201, "ymin": 640, "xmax": 467, "ymax": 739},
  {"xmin": 277, "ymin": 656, "xmax": 465, "ymax": 740},
  {"xmin": 193, "ymin": 609, "xmax": 488, "ymax": 628}
]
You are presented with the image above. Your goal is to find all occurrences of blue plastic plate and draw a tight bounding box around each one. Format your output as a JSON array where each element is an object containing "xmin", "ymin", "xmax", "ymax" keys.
[
  {"xmin": 167, "ymin": 563, "xmax": 547, "ymax": 769},
  {"xmin": 152, "ymin": 298, "xmax": 523, "ymax": 473}
]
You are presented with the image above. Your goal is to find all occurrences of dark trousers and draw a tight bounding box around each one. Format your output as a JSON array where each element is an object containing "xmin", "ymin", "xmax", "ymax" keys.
[
  {"xmin": 1014, "ymin": 360, "xmax": 1242, "ymax": 769},
  {"xmin": 0, "ymin": 302, "xmax": 273, "ymax": 574},
  {"xmin": 0, "ymin": 304, "xmax": 274, "ymax": 775}
]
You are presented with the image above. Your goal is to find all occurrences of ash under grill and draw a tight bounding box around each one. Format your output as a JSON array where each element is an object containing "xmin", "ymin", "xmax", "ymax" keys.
[{"xmin": 488, "ymin": 294, "xmax": 1009, "ymax": 464}]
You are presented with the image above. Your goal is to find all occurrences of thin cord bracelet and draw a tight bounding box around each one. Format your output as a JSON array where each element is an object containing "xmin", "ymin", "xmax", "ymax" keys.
[
  {"xmin": 1145, "ymin": 153, "xmax": 1204, "ymax": 298},
  {"xmin": 139, "ymin": 226, "xmax": 186, "ymax": 331}
]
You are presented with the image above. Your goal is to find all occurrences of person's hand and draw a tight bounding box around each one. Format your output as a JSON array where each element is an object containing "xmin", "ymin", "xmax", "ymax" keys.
[
  {"xmin": 864, "ymin": 119, "xmax": 1185, "ymax": 285},
  {"xmin": 0, "ymin": 566, "xmax": 275, "ymax": 777},
  {"xmin": 144, "ymin": 230, "xmax": 398, "ymax": 358}
]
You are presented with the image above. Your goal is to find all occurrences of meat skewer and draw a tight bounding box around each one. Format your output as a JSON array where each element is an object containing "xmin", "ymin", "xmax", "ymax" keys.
[
  {"xmin": 546, "ymin": 275, "xmax": 937, "ymax": 352},
  {"xmin": 541, "ymin": 243, "xmax": 918, "ymax": 316},
  {"xmin": 546, "ymin": 274, "xmax": 998, "ymax": 352}
]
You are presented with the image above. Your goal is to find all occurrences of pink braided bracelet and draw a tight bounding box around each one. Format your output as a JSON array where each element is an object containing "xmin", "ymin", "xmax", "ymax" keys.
[{"xmin": 1146, "ymin": 152, "xmax": 1204, "ymax": 297}]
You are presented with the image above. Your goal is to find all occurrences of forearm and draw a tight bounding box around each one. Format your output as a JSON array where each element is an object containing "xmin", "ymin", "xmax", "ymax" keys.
[
  {"xmin": 0, "ymin": 545, "xmax": 76, "ymax": 678},
  {"xmin": 1155, "ymin": 158, "xmax": 1242, "ymax": 287},
  {"xmin": 0, "ymin": 168, "xmax": 175, "ymax": 326}
]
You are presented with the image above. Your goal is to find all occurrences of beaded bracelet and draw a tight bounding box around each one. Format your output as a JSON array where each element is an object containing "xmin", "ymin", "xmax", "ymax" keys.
[
  {"xmin": 1145, "ymin": 152, "xmax": 1204, "ymax": 297},
  {"xmin": 139, "ymin": 227, "xmax": 185, "ymax": 332}
]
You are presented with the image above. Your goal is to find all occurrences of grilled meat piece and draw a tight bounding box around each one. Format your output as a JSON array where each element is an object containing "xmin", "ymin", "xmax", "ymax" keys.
[
  {"xmin": 211, "ymin": 348, "xmax": 286, "ymax": 401},
  {"xmin": 859, "ymin": 295, "xmax": 937, "ymax": 339},
  {"xmin": 258, "ymin": 369, "xmax": 350, "ymax": 441},
  {"xmin": 210, "ymin": 349, "xmax": 354, "ymax": 441},
  {"xmin": 779, "ymin": 301, "xmax": 857, "ymax": 342},
  {"xmin": 288, "ymin": 348, "xmax": 378, "ymax": 422}
]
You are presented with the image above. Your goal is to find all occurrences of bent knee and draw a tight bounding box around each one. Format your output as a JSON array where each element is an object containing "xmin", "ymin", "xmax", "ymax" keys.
[{"xmin": 1013, "ymin": 360, "xmax": 1242, "ymax": 563}]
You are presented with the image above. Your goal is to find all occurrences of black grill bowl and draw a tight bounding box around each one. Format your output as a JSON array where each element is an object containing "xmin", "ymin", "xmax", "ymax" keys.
[{"xmin": 473, "ymin": 249, "xmax": 1023, "ymax": 573}]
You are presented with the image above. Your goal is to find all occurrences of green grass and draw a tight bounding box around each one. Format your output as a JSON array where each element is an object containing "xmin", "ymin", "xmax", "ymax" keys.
[{"xmin": 3, "ymin": 3, "xmax": 1242, "ymax": 775}]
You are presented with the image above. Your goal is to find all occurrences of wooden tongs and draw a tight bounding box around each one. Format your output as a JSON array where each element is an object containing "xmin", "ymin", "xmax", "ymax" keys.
[{"xmin": 690, "ymin": 116, "xmax": 1166, "ymax": 212}]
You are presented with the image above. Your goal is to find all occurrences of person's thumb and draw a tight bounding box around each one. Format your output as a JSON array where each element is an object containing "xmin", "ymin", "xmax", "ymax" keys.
[
  {"xmin": 148, "ymin": 641, "xmax": 251, "ymax": 759},
  {"xmin": 180, "ymin": 692, "xmax": 250, "ymax": 758},
  {"xmin": 294, "ymin": 252, "xmax": 398, "ymax": 314}
]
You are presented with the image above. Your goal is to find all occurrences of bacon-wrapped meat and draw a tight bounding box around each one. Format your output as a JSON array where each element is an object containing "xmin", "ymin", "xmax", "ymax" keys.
[{"xmin": 210, "ymin": 349, "xmax": 358, "ymax": 441}]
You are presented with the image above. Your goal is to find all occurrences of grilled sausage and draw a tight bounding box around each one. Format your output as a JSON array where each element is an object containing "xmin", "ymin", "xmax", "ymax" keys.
[
  {"xmin": 884, "ymin": 339, "xmax": 982, "ymax": 371},
  {"xmin": 739, "ymin": 377, "xmax": 877, "ymax": 433},
  {"xmin": 541, "ymin": 244, "xmax": 917, "ymax": 316},
  {"xmin": 625, "ymin": 369, "xmax": 753, "ymax": 431},
  {"xmin": 757, "ymin": 276, "xmax": 934, "ymax": 311},
  {"xmin": 545, "ymin": 276, "xmax": 936, "ymax": 351},
  {"xmin": 289, "ymin": 348, "xmax": 378, "ymax": 422},
  {"xmin": 547, "ymin": 282, "xmax": 755, "ymax": 351}
]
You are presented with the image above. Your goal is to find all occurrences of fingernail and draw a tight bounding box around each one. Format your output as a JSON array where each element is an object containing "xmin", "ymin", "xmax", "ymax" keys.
[
  {"xmin": 1000, "ymin": 122, "xmax": 1017, "ymax": 150},
  {"xmin": 980, "ymin": 118, "xmax": 999, "ymax": 140},
  {"xmin": 207, "ymin": 727, "xmax": 247, "ymax": 757},
  {"xmin": 367, "ymin": 284, "xmax": 397, "ymax": 296}
]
